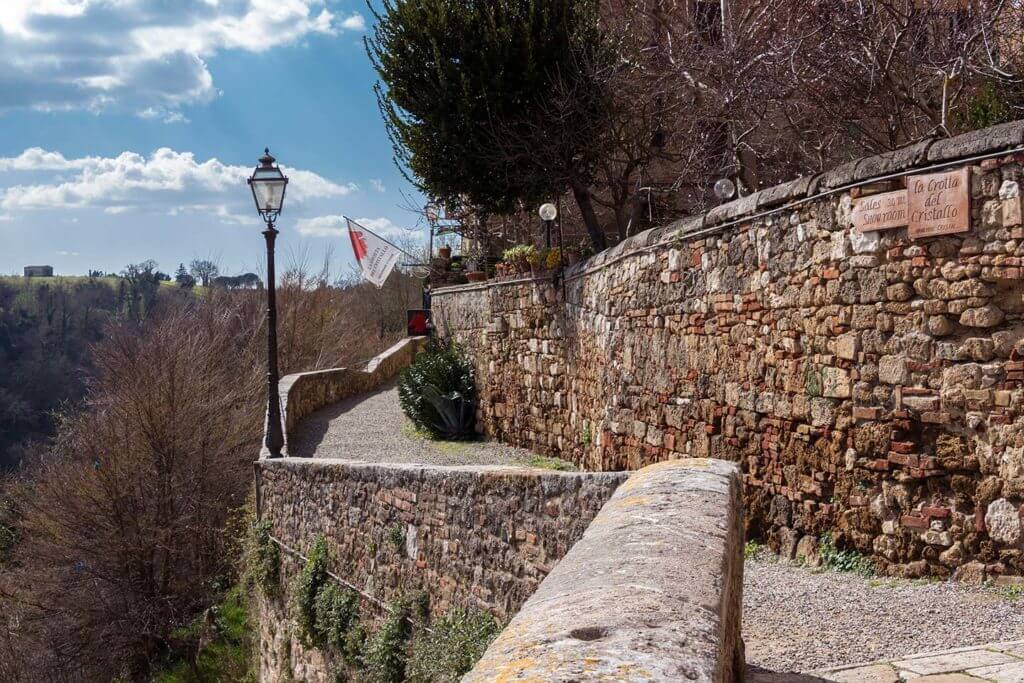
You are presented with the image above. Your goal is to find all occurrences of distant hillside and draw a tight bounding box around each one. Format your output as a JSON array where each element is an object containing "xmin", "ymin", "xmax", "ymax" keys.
[{"xmin": 0, "ymin": 275, "xmax": 197, "ymax": 470}]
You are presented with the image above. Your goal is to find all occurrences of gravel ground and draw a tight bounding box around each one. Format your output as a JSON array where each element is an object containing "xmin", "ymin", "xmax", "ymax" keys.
[
  {"xmin": 288, "ymin": 379, "xmax": 543, "ymax": 467},
  {"xmin": 744, "ymin": 552, "xmax": 1024, "ymax": 675}
]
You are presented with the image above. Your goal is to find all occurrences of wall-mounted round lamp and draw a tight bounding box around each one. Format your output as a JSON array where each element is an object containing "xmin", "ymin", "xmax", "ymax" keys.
[{"xmin": 713, "ymin": 178, "xmax": 736, "ymax": 202}]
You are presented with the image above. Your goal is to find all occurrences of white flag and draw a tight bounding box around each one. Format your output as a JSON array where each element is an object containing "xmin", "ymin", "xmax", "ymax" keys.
[{"xmin": 346, "ymin": 217, "xmax": 402, "ymax": 288}]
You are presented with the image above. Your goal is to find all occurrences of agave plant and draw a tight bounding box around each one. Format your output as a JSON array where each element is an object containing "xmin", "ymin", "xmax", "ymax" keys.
[{"xmin": 398, "ymin": 339, "xmax": 476, "ymax": 440}]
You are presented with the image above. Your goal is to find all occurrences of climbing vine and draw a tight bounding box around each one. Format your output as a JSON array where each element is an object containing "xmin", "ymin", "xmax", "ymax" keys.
[
  {"xmin": 246, "ymin": 519, "xmax": 281, "ymax": 597},
  {"xmin": 283, "ymin": 535, "xmax": 501, "ymax": 681}
]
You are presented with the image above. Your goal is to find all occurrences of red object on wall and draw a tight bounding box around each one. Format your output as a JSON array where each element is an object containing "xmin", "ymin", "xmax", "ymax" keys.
[{"xmin": 407, "ymin": 309, "xmax": 430, "ymax": 336}]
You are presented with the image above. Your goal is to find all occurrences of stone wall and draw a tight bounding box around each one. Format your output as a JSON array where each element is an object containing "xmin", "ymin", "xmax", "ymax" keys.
[
  {"xmin": 255, "ymin": 458, "xmax": 627, "ymax": 681},
  {"xmin": 432, "ymin": 121, "xmax": 1024, "ymax": 581},
  {"xmin": 465, "ymin": 458, "xmax": 745, "ymax": 683}
]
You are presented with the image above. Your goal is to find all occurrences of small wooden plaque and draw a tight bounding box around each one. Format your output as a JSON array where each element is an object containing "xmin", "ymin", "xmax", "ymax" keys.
[
  {"xmin": 907, "ymin": 168, "xmax": 971, "ymax": 240},
  {"xmin": 852, "ymin": 190, "xmax": 908, "ymax": 233}
]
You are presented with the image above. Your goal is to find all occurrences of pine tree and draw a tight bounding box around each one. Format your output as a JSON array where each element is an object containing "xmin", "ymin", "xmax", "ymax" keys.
[{"xmin": 368, "ymin": 0, "xmax": 615, "ymax": 249}]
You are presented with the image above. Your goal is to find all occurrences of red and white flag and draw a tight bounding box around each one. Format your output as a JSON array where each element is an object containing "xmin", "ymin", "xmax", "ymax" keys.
[{"xmin": 345, "ymin": 217, "xmax": 402, "ymax": 288}]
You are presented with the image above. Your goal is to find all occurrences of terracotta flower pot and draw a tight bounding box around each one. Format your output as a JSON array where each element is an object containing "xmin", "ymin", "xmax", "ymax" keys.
[
  {"xmin": 466, "ymin": 271, "xmax": 486, "ymax": 282},
  {"xmin": 438, "ymin": 246, "xmax": 452, "ymax": 259}
]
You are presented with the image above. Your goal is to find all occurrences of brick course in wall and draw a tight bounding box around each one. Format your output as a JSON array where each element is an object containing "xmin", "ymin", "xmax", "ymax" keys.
[{"xmin": 432, "ymin": 123, "xmax": 1024, "ymax": 581}]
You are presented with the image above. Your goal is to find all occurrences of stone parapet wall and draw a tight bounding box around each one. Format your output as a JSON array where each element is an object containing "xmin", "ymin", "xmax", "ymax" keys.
[
  {"xmin": 432, "ymin": 121, "xmax": 1024, "ymax": 580},
  {"xmin": 255, "ymin": 458, "xmax": 627, "ymax": 680},
  {"xmin": 277, "ymin": 336, "xmax": 426, "ymax": 453},
  {"xmin": 465, "ymin": 458, "xmax": 745, "ymax": 683}
]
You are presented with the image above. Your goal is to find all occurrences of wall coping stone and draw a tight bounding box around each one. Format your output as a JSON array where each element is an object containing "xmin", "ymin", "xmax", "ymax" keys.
[
  {"xmin": 259, "ymin": 455, "xmax": 632, "ymax": 480},
  {"xmin": 464, "ymin": 458, "xmax": 745, "ymax": 683}
]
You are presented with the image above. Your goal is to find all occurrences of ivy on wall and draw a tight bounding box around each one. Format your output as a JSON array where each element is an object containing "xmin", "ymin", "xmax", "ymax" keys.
[{"xmin": 259, "ymin": 533, "xmax": 501, "ymax": 682}]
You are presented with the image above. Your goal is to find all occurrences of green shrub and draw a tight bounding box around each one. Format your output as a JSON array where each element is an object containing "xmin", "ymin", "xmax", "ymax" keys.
[
  {"xmin": 343, "ymin": 622, "xmax": 367, "ymax": 668},
  {"xmin": 292, "ymin": 537, "xmax": 333, "ymax": 645},
  {"xmin": 398, "ymin": 339, "xmax": 476, "ymax": 440},
  {"xmin": 314, "ymin": 582, "xmax": 361, "ymax": 651},
  {"xmin": 360, "ymin": 596, "xmax": 417, "ymax": 683},
  {"xmin": 387, "ymin": 524, "xmax": 405, "ymax": 550},
  {"xmin": 246, "ymin": 519, "xmax": 280, "ymax": 597},
  {"xmin": 819, "ymin": 533, "xmax": 874, "ymax": 576},
  {"xmin": 406, "ymin": 606, "xmax": 501, "ymax": 683},
  {"xmin": 152, "ymin": 584, "xmax": 257, "ymax": 683}
]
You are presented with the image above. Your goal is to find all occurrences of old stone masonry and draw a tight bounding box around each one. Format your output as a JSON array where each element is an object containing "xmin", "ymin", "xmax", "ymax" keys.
[{"xmin": 432, "ymin": 122, "xmax": 1024, "ymax": 582}]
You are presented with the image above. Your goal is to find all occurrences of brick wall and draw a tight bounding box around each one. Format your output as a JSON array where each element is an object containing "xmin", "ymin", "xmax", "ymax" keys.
[{"xmin": 432, "ymin": 122, "xmax": 1024, "ymax": 581}]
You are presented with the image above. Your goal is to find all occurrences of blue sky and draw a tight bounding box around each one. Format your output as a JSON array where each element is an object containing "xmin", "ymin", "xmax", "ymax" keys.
[{"xmin": 0, "ymin": 0, "xmax": 426, "ymax": 277}]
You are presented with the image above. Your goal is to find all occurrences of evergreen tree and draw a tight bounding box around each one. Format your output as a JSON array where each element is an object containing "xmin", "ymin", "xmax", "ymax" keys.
[
  {"xmin": 174, "ymin": 263, "xmax": 195, "ymax": 289},
  {"xmin": 368, "ymin": 0, "xmax": 615, "ymax": 249}
]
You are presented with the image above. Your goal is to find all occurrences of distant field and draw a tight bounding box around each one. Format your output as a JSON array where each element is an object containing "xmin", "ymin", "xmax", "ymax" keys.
[{"xmin": 0, "ymin": 275, "xmax": 200, "ymax": 292}]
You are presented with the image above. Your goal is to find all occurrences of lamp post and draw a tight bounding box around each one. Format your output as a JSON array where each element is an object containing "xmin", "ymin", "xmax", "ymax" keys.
[
  {"xmin": 539, "ymin": 202, "xmax": 557, "ymax": 250},
  {"xmin": 248, "ymin": 148, "xmax": 289, "ymax": 457}
]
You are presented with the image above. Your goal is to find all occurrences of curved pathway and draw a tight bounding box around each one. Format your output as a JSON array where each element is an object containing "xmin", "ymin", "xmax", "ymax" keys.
[{"xmin": 288, "ymin": 379, "xmax": 543, "ymax": 467}]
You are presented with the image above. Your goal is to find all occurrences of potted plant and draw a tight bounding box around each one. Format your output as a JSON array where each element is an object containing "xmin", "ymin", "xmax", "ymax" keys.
[
  {"xmin": 545, "ymin": 247, "xmax": 562, "ymax": 271},
  {"xmin": 438, "ymin": 245, "xmax": 452, "ymax": 259},
  {"xmin": 501, "ymin": 245, "xmax": 536, "ymax": 275},
  {"xmin": 527, "ymin": 247, "xmax": 544, "ymax": 276}
]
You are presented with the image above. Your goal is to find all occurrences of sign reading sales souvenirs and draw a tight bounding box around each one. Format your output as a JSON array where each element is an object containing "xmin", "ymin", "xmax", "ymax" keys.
[
  {"xmin": 852, "ymin": 190, "xmax": 908, "ymax": 233},
  {"xmin": 345, "ymin": 217, "xmax": 402, "ymax": 287},
  {"xmin": 907, "ymin": 167, "xmax": 971, "ymax": 239}
]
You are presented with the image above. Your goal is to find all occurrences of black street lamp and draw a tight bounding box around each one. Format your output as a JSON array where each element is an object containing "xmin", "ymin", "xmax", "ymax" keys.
[
  {"xmin": 539, "ymin": 202, "xmax": 557, "ymax": 250},
  {"xmin": 248, "ymin": 148, "xmax": 289, "ymax": 457}
]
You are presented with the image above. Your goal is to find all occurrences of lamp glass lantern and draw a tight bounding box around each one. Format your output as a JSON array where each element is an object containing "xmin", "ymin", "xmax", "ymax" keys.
[
  {"xmin": 538, "ymin": 203, "xmax": 558, "ymax": 221},
  {"xmin": 248, "ymin": 148, "xmax": 289, "ymax": 221}
]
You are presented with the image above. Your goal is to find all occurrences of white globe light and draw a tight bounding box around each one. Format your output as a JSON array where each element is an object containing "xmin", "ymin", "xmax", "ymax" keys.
[
  {"xmin": 714, "ymin": 178, "xmax": 736, "ymax": 201},
  {"xmin": 538, "ymin": 203, "xmax": 557, "ymax": 221}
]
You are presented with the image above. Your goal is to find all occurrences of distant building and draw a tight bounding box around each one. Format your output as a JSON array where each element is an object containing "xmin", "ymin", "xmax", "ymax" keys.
[{"xmin": 23, "ymin": 265, "xmax": 54, "ymax": 277}]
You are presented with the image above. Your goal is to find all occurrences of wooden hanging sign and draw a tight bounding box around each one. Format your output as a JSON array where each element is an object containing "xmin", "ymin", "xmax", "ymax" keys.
[
  {"xmin": 852, "ymin": 190, "xmax": 908, "ymax": 233},
  {"xmin": 907, "ymin": 168, "xmax": 971, "ymax": 239}
]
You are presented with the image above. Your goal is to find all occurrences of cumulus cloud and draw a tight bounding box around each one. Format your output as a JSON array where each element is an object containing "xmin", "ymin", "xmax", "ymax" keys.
[
  {"xmin": 0, "ymin": 1, "xmax": 363, "ymax": 114},
  {"xmin": 296, "ymin": 215, "xmax": 410, "ymax": 240},
  {"xmin": 370, "ymin": 178, "xmax": 386, "ymax": 193},
  {"xmin": 340, "ymin": 14, "xmax": 367, "ymax": 31},
  {"xmin": 0, "ymin": 147, "xmax": 356, "ymax": 222}
]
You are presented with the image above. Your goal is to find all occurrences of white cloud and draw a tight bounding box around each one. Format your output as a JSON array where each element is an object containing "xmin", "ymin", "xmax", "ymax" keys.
[
  {"xmin": 340, "ymin": 14, "xmax": 367, "ymax": 31},
  {"xmin": 0, "ymin": 147, "xmax": 355, "ymax": 216},
  {"xmin": 0, "ymin": 1, "xmax": 365, "ymax": 114},
  {"xmin": 370, "ymin": 178, "xmax": 386, "ymax": 193},
  {"xmin": 296, "ymin": 214, "xmax": 346, "ymax": 237},
  {"xmin": 138, "ymin": 107, "xmax": 191, "ymax": 124},
  {"xmin": 57, "ymin": 250, "xmax": 79, "ymax": 256},
  {"xmin": 296, "ymin": 215, "xmax": 411, "ymax": 240}
]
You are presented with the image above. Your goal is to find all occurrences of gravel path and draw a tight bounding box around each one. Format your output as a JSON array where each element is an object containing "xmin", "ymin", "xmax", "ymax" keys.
[
  {"xmin": 288, "ymin": 379, "xmax": 542, "ymax": 467},
  {"xmin": 744, "ymin": 552, "xmax": 1024, "ymax": 676}
]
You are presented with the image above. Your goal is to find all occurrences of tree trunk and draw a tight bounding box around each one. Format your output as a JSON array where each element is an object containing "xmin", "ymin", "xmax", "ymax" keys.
[{"xmin": 571, "ymin": 180, "xmax": 607, "ymax": 251}]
